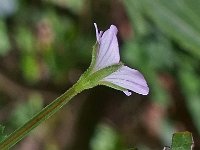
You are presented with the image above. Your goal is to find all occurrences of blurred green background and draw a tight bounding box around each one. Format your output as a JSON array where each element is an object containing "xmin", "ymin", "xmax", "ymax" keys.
[{"xmin": 0, "ymin": 0, "xmax": 200, "ymax": 149}]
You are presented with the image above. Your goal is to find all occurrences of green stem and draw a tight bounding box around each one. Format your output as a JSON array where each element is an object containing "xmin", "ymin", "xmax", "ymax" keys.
[
  {"xmin": 0, "ymin": 82, "xmax": 84, "ymax": 150},
  {"xmin": 0, "ymin": 60, "xmax": 123, "ymax": 149}
]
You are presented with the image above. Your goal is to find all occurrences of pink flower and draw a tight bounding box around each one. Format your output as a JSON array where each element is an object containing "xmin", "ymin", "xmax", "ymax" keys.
[{"xmin": 93, "ymin": 23, "xmax": 149, "ymax": 96}]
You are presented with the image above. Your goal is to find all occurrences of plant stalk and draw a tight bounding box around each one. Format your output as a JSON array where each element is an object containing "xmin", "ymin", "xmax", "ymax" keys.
[{"xmin": 0, "ymin": 82, "xmax": 83, "ymax": 150}]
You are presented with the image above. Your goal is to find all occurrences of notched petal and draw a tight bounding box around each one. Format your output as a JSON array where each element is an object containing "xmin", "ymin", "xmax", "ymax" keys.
[
  {"xmin": 123, "ymin": 90, "xmax": 132, "ymax": 96},
  {"xmin": 94, "ymin": 23, "xmax": 100, "ymax": 43},
  {"xmin": 94, "ymin": 24, "xmax": 120, "ymax": 71}
]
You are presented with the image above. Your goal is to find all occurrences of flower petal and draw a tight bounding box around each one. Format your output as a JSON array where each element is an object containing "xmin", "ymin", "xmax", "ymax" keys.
[
  {"xmin": 123, "ymin": 90, "xmax": 132, "ymax": 96},
  {"xmin": 102, "ymin": 66, "xmax": 149, "ymax": 95},
  {"xmin": 94, "ymin": 23, "xmax": 102, "ymax": 43},
  {"xmin": 94, "ymin": 24, "xmax": 120, "ymax": 71}
]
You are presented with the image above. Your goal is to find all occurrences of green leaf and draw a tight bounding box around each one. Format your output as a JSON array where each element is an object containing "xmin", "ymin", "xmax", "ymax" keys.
[
  {"xmin": 142, "ymin": 0, "xmax": 200, "ymax": 58},
  {"xmin": 171, "ymin": 132, "xmax": 194, "ymax": 150},
  {"xmin": 123, "ymin": 0, "xmax": 150, "ymax": 36},
  {"xmin": 88, "ymin": 43, "xmax": 98, "ymax": 72},
  {"xmin": 124, "ymin": 0, "xmax": 200, "ymax": 59}
]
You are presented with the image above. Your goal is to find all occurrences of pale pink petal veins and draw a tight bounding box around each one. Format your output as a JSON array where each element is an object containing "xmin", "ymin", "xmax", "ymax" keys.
[
  {"xmin": 102, "ymin": 66, "xmax": 149, "ymax": 95},
  {"xmin": 94, "ymin": 24, "xmax": 120, "ymax": 71}
]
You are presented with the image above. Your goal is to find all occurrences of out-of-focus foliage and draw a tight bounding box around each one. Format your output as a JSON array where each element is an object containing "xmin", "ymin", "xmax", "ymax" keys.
[
  {"xmin": 90, "ymin": 124, "xmax": 124, "ymax": 150},
  {"xmin": 48, "ymin": 0, "xmax": 84, "ymax": 14},
  {"xmin": 178, "ymin": 56, "xmax": 200, "ymax": 133},
  {"xmin": 0, "ymin": 21, "xmax": 10, "ymax": 56},
  {"xmin": 9, "ymin": 93, "xmax": 43, "ymax": 128},
  {"xmin": 0, "ymin": 0, "xmax": 18, "ymax": 17},
  {"xmin": 123, "ymin": 0, "xmax": 200, "ymax": 103},
  {"xmin": 14, "ymin": 7, "xmax": 92, "ymax": 84},
  {"xmin": 123, "ymin": 0, "xmax": 200, "ymax": 149},
  {"xmin": 124, "ymin": 0, "xmax": 200, "ymax": 58}
]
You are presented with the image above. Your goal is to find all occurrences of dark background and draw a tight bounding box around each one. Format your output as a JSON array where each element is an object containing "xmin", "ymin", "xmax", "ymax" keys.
[{"xmin": 0, "ymin": 0, "xmax": 200, "ymax": 149}]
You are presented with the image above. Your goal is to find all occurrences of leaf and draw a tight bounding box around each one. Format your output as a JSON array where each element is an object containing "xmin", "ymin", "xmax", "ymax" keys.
[
  {"xmin": 124, "ymin": 0, "xmax": 200, "ymax": 59},
  {"xmin": 123, "ymin": 0, "xmax": 150, "ymax": 36},
  {"xmin": 146, "ymin": 0, "xmax": 200, "ymax": 58},
  {"xmin": 171, "ymin": 132, "xmax": 194, "ymax": 150}
]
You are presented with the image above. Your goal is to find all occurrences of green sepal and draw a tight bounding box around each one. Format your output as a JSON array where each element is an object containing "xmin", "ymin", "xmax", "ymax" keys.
[
  {"xmin": 77, "ymin": 62, "xmax": 123, "ymax": 90},
  {"xmin": 87, "ymin": 43, "xmax": 98, "ymax": 73},
  {"xmin": 100, "ymin": 81, "xmax": 127, "ymax": 93},
  {"xmin": 90, "ymin": 62, "xmax": 123, "ymax": 83},
  {"xmin": 78, "ymin": 43, "xmax": 98, "ymax": 82}
]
